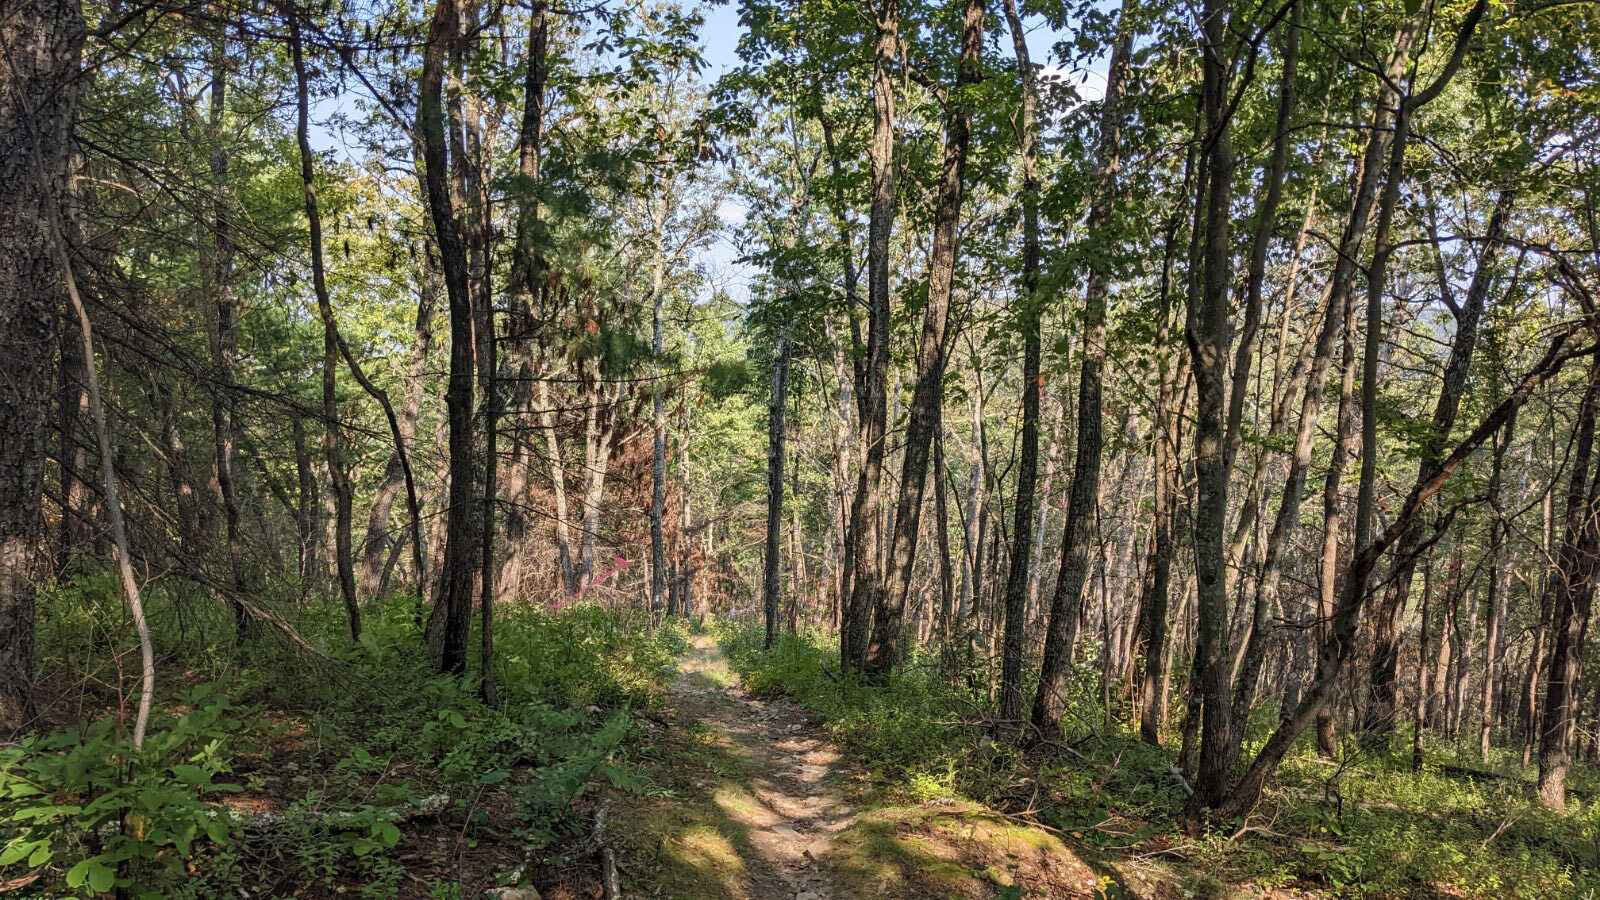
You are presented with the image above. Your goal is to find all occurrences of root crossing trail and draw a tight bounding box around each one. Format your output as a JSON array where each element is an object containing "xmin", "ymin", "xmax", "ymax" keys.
[{"xmin": 665, "ymin": 634, "xmax": 854, "ymax": 900}]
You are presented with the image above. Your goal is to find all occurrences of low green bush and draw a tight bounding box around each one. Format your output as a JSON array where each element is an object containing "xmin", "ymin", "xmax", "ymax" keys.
[
  {"xmin": 0, "ymin": 685, "xmax": 239, "ymax": 895},
  {"xmin": 3, "ymin": 582, "xmax": 689, "ymax": 895}
]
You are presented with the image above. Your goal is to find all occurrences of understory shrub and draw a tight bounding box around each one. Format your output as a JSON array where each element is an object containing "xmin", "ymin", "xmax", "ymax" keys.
[{"xmin": 2, "ymin": 582, "xmax": 688, "ymax": 894}]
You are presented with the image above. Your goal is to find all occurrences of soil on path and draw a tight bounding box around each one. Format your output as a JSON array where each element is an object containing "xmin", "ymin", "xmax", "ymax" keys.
[
  {"xmin": 651, "ymin": 633, "xmax": 853, "ymax": 899},
  {"xmin": 612, "ymin": 634, "xmax": 1144, "ymax": 900}
]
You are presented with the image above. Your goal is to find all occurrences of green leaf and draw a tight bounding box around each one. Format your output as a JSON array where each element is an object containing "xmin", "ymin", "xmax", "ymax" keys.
[
  {"xmin": 66, "ymin": 857, "xmax": 115, "ymax": 890},
  {"xmin": 171, "ymin": 764, "xmax": 211, "ymax": 786},
  {"xmin": 0, "ymin": 839, "xmax": 36, "ymax": 866},
  {"xmin": 66, "ymin": 858, "xmax": 90, "ymax": 888},
  {"xmin": 87, "ymin": 858, "xmax": 116, "ymax": 892},
  {"xmin": 204, "ymin": 819, "xmax": 230, "ymax": 845}
]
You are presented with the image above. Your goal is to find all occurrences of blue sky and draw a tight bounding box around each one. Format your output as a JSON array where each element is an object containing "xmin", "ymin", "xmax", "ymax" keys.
[
  {"xmin": 688, "ymin": 2, "xmax": 1101, "ymax": 304},
  {"xmin": 309, "ymin": 3, "xmax": 1102, "ymax": 304},
  {"xmin": 693, "ymin": 0, "xmax": 1085, "ymax": 82}
]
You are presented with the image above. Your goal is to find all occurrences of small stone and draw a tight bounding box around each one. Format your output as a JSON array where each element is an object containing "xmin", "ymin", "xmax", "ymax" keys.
[
  {"xmin": 484, "ymin": 887, "xmax": 542, "ymax": 900},
  {"xmin": 767, "ymin": 824, "xmax": 802, "ymax": 841}
]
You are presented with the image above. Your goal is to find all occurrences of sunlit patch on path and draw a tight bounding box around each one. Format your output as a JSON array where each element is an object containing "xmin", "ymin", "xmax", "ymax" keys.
[{"xmin": 615, "ymin": 635, "xmax": 1134, "ymax": 899}]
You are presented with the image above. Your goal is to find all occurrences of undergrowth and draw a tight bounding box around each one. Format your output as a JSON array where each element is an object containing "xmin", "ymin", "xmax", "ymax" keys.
[{"xmin": 1, "ymin": 577, "xmax": 691, "ymax": 896}]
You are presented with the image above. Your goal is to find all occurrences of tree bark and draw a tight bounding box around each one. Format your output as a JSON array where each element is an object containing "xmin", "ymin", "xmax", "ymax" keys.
[
  {"xmin": 0, "ymin": 0, "xmax": 83, "ymax": 731},
  {"xmin": 418, "ymin": 0, "xmax": 476, "ymax": 673},
  {"xmin": 202, "ymin": 25, "xmax": 248, "ymax": 639},
  {"xmin": 867, "ymin": 0, "xmax": 983, "ymax": 674},
  {"xmin": 997, "ymin": 0, "xmax": 1040, "ymax": 724},
  {"xmin": 1137, "ymin": 187, "xmax": 1188, "ymax": 746},
  {"xmin": 1538, "ymin": 356, "xmax": 1600, "ymax": 806},
  {"xmin": 765, "ymin": 334, "xmax": 792, "ymax": 649},
  {"xmin": 1481, "ymin": 410, "xmax": 1517, "ymax": 758},
  {"xmin": 291, "ymin": 14, "xmax": 360, "ymax": 641},
  {"xmin": 841, "ymin": 0, "xmax": 897, "ymax": 673},
  {"xmin": 1032, "ymin": 12, "xmax": 1132, "ymax": 735},
  {"xmin": 1184, "ymin": 0, "xmax": 1238, "ymax": 815}
]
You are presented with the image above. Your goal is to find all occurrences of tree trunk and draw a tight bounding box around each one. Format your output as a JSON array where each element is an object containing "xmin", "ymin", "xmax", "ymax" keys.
[
  {"xmin": 578, "ymin": 375, "xmax": 620, "ymax": 588},
  {"xmin": 1313, "ymin": 284, "xmax": 1359, "ymax": 758},
  {"xmin": 997, "ymin": 0, "xmax": 1040, "ymax": 724},
  {"xmin": 868, "ymin": 0, "xmax": 983, "ymax": 674},
  {"xmin": 1538, "ymin": 356, "xmax": 1600, "ymax": 807},
  {"xmin": 1184, "ymin": 0, "xmax": 1238, "ymax": 815},
  {"xmin": 292, "ymin": 15, "xmax": 360, "ymax": 641},
  {"xmin": 418, "ymin": 0, "xmax": 476, "ymax": 673},
  {"xmin": 1032, "ymin": 12, "xmax": 1132, "ymax": 735},
  {"xmin": 764, "ymin": 334, "xmax": 792, "ymax": 649},
  {"xmin": 361, "ymin": 264, "xmax": 436, "ymax": 596},
  {"xmin": 1136, "ymin": 185, "xmax": 1188, "ymax": 746},
  {"xmin": 0, "ymin": 0, "xmax": 83, "ymax": 731},
  {"xmin": 841, "ymin": 0, "xmax": 897, "ymax": 673},
  {"xmin": 203, "ymin": 29, "xmax": 248, "ymax": 638},
  {"xmin": 650, "ymin": 208, "xmax": 669, "ymax": 616},
  {"xmin": 1481, "ymin": 410, "xmax": 1516, "ymax": 758}
]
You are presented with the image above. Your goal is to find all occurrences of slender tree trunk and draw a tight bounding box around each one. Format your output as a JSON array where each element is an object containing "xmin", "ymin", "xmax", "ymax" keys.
[
  {"xmin": 934, "ymin": 418, "xmax": 955, "ymax": 648},
  {"xmin": 1312, "ymin": 285, "xmax": 1359, "ymax": 758},
  {"xmin": 997, "ymin": 0, "xmax": 1041, "ymax": 724},
  {"xmin": 764, "ymin": 334, "xmax": 793, "ymax": 649},
  {"xmin": 578, "ymin": 376, "xmax": 620, "ymax": 588},
  {"xmin": 1481, "ymin": 410, "xmax": 1516, "ymax": 758},
  {"xmin": 55, "ymin": 311, "xmax": 87, "ymax": 578},
  {"xmin": 291, "ymin": 15, "xmax": 359, "ymax": 640},
  {"xmin": 479, "ymin": 270, "xmax": 498, "ymax": 704},
  {"xmin": 203, "ymin": 28, "xmax": 249, "ymax": 638},
  {"xmin": 1032, "ymin": 12, "xmax": 1132, "ymax": 734},
  {"xmin": 650, "ymin": 211, "xmax": 669, "ymax": 616},
  {"xmin": 869, "ymin": 0, "xmax": 984, "ymax": 674},
  {"xmin": 1538, "ymin": 357, "xmax": 1600, "ymax": 806},
  {"xmin": 498, "ymin": 2, "xmax": 549, "ymax": 600},
  {"xmin": 956, "ymin": 377, "xmax": 985, "ymax": 624},
  {"xmin": 418, "ymin": 0, "xmax": 476, "ymax": 673},
  {"xmin": 538, "ymin": 370, "xmax": 577, "ymax": 595},
  {"xmin": 1184, "ymin": 0, "xmax": 1238, "ymax": 815},
  {"xmin": 362, "ymin": 267, "xmax": 436, "ymax": 595},
  {"xmin": 842, "ymin": 0, "xmax": 898, "ymax": 673},
  {"xmin": 1225, "ymin": 5, "xmax": 1304, "ymax": 740},
  {"xmin": 1137, "ymin": 192, "xmax": 1187, "ymax": 746}
]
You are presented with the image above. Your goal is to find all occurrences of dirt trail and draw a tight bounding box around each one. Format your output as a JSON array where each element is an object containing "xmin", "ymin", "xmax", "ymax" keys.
[
  {"xmin": 666, "ymin": 634, "xmax": 854, "ymax": 900},
  {"xmin": 619, "ymin": 634, "xmax": 1142, "ymax": 899}
]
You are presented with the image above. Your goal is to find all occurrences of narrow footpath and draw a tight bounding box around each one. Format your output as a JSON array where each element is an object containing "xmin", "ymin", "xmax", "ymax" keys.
[{"xmin": 611, "ymin": 634, "xmax": 1142, "ymax": 899}]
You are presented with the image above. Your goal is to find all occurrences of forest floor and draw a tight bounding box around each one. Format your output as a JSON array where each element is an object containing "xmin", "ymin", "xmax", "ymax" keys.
[{"xmin": 607, "ymin": 635, "xmax": 1142, "ymax": 899}]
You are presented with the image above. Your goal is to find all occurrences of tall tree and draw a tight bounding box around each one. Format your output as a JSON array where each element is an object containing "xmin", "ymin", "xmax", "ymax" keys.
[
  {"xmin": 841, "ymin": 0, "xmax": 899, "ymax": 673},
  {"xmin": 764, "ymin": 332, "xmax": 793, "ymax": 649},
  {"xmin": 0, "ymin": 0, "xmax": 84, "ymax": 730},
  {"xmin": 1032, "ymin": 8, "xmax": 1133, "ymax": 735},
  {"xmin": 868, "ymin": 0, "xmax": 986, "ymax": 674},
  {"xmin": 417, "ymin": 0, "xmax": 477, "ymax": 673},
  {"xmin": 996, "ymin": 0, "xmax": 1043, "ymax": 727}
]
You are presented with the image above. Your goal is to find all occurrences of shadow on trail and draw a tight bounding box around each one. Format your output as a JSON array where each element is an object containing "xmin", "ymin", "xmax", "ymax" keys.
[{"xmin": 617, "ymin": 636, "xmax": 1158, "ymax": 898}]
